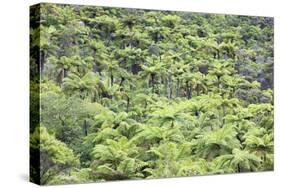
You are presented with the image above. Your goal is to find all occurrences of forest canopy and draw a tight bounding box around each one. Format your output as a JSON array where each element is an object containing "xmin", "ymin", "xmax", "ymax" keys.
[{"xmin": 30, "ymin": 3, "xmax": 274, "ymax": 185}]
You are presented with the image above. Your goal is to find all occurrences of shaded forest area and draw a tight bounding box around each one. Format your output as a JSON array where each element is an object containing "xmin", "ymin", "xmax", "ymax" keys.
[{"xmin": 30, "ymin": 3, "xmax": 274, "ymax": 185}]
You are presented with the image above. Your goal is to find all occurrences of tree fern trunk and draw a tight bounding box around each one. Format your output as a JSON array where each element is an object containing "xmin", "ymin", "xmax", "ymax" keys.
[
  {"xmin": 237, "ymin": 163, "xmax": 241, "ymax": 172},
  {"xmin": 151, "ymin": 74, "xmax": 155, "ymax": 93},
  {"xmin": 63, "ymin": 68, "xmax": 68, "ymax": 78},
  {"xmin": 164, "ymin": 78, "xmax": 168, "ymax": 97},
  {"xmin": 169, "ymin": 76, "xmax": 173, "ymax": 99},
  {"xmin": 57, "ymin": 69, "xmax": 64, "ymax": 86},
  {"xmin": 110, "ymin": 71, "xmax": 114, "ymax": 87},
  {"xmin": 176, "ymin": 78, "xmax": 180, "ymax": 97},
  {"xmin": 126, "ymin": 96, "xmax": 130, "ymax": 112},
  {"xmin": 83, "ymin": 119, "xmax": 88, "ymax": 136},
  {"xmin": 188, "ymin": 82, "xmax": 192, "ymax": 99}
]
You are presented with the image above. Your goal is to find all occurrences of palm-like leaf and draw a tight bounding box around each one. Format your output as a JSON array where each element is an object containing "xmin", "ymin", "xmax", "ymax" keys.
[
  {"xmin": 63, "ymin": 72, "xmax": 101, "ymax": 100},
  {"xmin": 214, "ymin": 148, "xmax": 261, "ymax": 173},
  {"xmin": 195, "ymin": 125, "xmax": 241, "ymax": 160}
]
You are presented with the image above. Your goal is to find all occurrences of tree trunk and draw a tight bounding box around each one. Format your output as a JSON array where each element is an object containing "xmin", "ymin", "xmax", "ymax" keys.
[
  {"xmin": 237, "ymin": 163, "xmax": 241, "ymax": 172},
  {"xmin": 83, "ymin": 119, "xmax": 88, "ymax": 136},
  {"xmin": 196, "ymin": 84, "xmax": 200, "ymax": 96},
  {"xmin": 176, "ymin": 78, "xmax": 180, "ymax": 97},
  {"xmin": 217, "ymin": 76, "xmax": 221, "ymax": 89},
  {"xmin": 63, "ymin": 68, "xmax": 68, "ymax": 78},
  {"xmin": 187, "ymin": 82, "xmax": 192, "ymax": 99},
  {"xmin": 151, "ymin": 74, "xmax": 155, "ymax": 93},
  {"xmin": 164, "ymin": 78, "xmax": 168, "ymax": 97},
  {"xmin": 57, "ymin": 69, "xmax": 65, "ymax": 86},
  {"xmin": 126, "ymin": 96, "xmax": 130, "ymax": 112},
  {"xmin": 222, "ymin": 105, "xmax": 226, "ymax": 126},
  {"xmin": 119, "ymin": 77, "xmax": 125, "ymax": 89},
  {"xmin": 169, "ymin": 76, "xmax": 173, "ymax": 99},
  {"xmin": 186, "ymin": 81, "xmax": 192, "ymax": 99},
  {"xmin": 110, "ymin": 72, "xmax": 114, "ymax": 87}
]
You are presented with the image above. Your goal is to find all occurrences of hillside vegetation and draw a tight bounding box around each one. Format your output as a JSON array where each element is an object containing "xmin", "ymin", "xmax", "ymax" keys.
[{"xmin": 30, "ymin": 4, "xmax": 274, "ymax": 185}]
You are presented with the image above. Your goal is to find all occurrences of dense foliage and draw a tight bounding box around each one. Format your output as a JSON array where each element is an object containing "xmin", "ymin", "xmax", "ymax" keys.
[{"xmin": 30, "ymin": 3, "xmax": 274, "ymax": 185}]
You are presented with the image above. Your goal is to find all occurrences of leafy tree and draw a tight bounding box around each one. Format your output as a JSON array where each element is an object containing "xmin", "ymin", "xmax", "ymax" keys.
[
  {"xmin": 30, "ymin": 126, "xmax": 79, "ymax": 184},
  {"xmin": 91, "ymin": 137, "xmax": 146, "ymax": 180},
  {"xmin": 62, "ymin": 72, "xmax": 104, "ymax": 101},
  {"xmin": 195, "ymin": 125, "xmax": 241, "ymax": 160},
  {"xmin": 244, "ymin": 133, "xmax": 273, "ymax": 168},
  {"xmin": 213, "ymin": 148, "xmax": 261, "ymax": 173}
]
